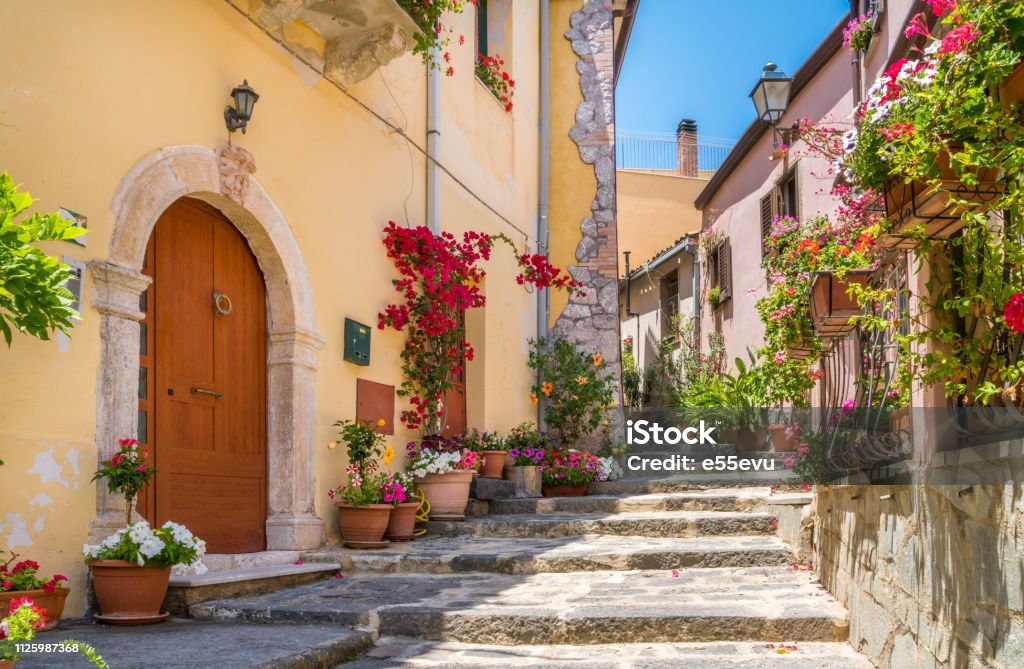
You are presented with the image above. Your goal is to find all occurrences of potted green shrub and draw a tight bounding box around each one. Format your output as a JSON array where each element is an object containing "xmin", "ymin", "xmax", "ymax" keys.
[
  {"xmin": 85, "ymin": 437, "xmax": 206, "ymax": 625},
  {"xmin": 1, "ymin": 598, "xmax": 108, "ymax": 667},
  {"xmin": 327, "ymin": 419, "xmax": 393, "ymax": 547},
  {"xmin": 0, "ymin": 553, "xmax": 68, "ymax": 630}
]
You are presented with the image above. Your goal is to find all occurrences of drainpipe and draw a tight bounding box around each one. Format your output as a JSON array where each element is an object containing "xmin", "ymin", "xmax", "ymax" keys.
[
  {"xmin": 427, "ymin": 41, "xmax": 441, "ymax": 234},
  {"xmin": 537, "ymin": 0, "xmax": 551, "ymax": 426},
  {"xmin": 623, "ymin": 251, "xmax": 637, "ymax": 317},
  {"xmin": 688, "ymin": 242, "xmax": 700, "ymax": 348},
  {"xmin": 850, "ymin": 0, "xmax": 862, "ymax": 108}
]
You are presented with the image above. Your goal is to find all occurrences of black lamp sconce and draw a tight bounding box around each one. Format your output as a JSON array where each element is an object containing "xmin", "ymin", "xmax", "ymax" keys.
[{"xmin": 224, "ymin": 80, "xmax": 259, "ymax": 134}]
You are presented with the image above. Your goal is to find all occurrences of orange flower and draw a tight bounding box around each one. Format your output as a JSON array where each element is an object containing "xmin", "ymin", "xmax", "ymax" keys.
[
  {"xmin": 541, "ymin": 382, "xmax": 553, "ymax": 396},
  {"xmin": 529, "ymin": 392, "xmax": 538, "ymax": 405},
  {"xmin": 592, "ymin": 353, "xmax": 603, "ymax": 366},
  {"xmin": 376, "ymin": 419, "xmax": 386, "ymax": 427},
  {"xmin": 576, "ymin": 376, "xmax": 588, "ymax": 385}
]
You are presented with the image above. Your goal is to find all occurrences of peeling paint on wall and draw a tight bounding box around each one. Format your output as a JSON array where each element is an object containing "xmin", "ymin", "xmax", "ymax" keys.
[
  {"xmin": 2, "ymin": 513, "xmax": 32, "ymax": 548},
  {"xmin": 29, "ymin": 492, "xmax": 53, "ymax": 509},
  {"xmin": 28, "ymin": 448, "xmax": 69, "ymax": 488}
]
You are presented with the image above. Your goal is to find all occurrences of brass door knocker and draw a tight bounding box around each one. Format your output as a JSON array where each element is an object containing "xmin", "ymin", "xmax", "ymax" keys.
[{"xmin": 213, "ymin": 291, "xmax": 233, "ymax": 316}]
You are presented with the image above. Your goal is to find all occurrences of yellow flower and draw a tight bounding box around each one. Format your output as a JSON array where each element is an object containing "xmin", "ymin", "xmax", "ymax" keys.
[
  {"xmin": 382, "ymin": 444, "xmax": 395, "ymax": 466},
  {"xmin": 592, "ymin": 353, "xmax": 603, "ymax": 366},
  {"xmin": 541, "ymin": 382, "xmax": 553, "ymax": 396},
  {"xmin": 576, "ymin": 376, "xmax": 588, "ymax": 385},
  {"xmin": 377, "ymin": 419, "xmax": 387, "ymax": 427},
  {"xmin": 326, "ymin": 441, "xmax": 337, "ymax": 451},
  {"xmin": 530, "ymin": 392, "xmax": 539, "ymax": 405}
]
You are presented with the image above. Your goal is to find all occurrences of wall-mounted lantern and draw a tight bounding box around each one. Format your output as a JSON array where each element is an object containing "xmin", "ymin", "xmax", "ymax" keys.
[
  {"xmin": 749, "ymin": 63, "xmax": 792, "ymax": 147},
  {"xmin": 224, "ymin": 80, "xmax": 259, "ymax": 134}
]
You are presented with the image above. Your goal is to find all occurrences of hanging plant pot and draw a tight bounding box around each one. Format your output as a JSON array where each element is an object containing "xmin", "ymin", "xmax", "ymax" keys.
[
  {"xmin": 336, "ymin": 503, "xmax": 392, "ymax": 547},
  {"xmin": 502, "ymin": 465, "xmax": 542, "ymax": 498},
  {"xmin": 999, "ymin": 59, "xmax": 1024, "ymax": 112},
  {"xmin": 541, "ymin": 483, "xmax": 588, "ymax": 497},
  {"xmin": 89, "ymin": 560, "xmax": 171, "ymax": 625},
  {"xmin": 881, "ymin": 154, "xmax": 1004, "ymax": 249},
  {"xmin": 786, "ymin": 334, "xmax": 814, "ymax": 361},
  {"xmin": 480, "ymin": 451, "xmax": 507, "ymax": 478},
  {"xmin": 385, "ymin": 501, "xmax": 420, "ymax": 542},
  {"xmin": 809, "ymin": 271, "xmax": 871, "ymax": 339},
  {"xmin": 0, "ymin": 587, "xmax": 69, "ymax": 631},
  {"xmin": 415, "ymin": 470, "xmax": 474, "ymax": 521}
]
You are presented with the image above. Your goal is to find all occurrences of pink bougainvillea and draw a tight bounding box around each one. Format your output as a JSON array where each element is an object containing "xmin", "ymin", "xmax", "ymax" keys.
[{"xmin": 1003, "ymin": 293, "xmax": 1024, "ymax": 334}]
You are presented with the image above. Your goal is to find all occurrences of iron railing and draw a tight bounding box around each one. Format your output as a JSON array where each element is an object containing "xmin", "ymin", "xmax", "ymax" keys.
[{"xmin": 616, "ymin": 134, "xmax": 734, "ymax": 174}]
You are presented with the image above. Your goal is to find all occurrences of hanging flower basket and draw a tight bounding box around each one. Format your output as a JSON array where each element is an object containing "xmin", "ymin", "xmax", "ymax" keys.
[
  {"xmin": 880, "ymin": 154, "xmax": 1003, "ymax": 249},
  {"xmin": 809, "ymin": 271, "xmax": 872, "ymax": 339}
]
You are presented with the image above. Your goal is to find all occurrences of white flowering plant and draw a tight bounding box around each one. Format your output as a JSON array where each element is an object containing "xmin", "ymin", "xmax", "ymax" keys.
[
  {"xmin": 83, "ymin": 521, "xmax": 207, "ymax": 574},
  {"xmin": 405, "ymin": 437, "xmax": 478, "ymax": 478}
]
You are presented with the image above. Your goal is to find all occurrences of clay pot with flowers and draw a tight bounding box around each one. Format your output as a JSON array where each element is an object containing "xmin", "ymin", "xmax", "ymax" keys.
[
  {"xmin": 85, "ymin": 437, "xmax": 207, "ymax": 624},
  {"xmin": 539, "ymin": 449, "xmax": 604, "ymax": 497},
  {"xmin": 407, "ymin": 435, "xmax": 478, "ymax": 520},
  {"xmin": 1, "ymin": 597, "xmax": 46, "ymax": 667},
  {"xmin": 0, "ymin": 552, "xmax": 69, "ymax": 630},
  {"xmin": 464, "ymin": 429, "xmax": 507, "ymax": 478},
  {"xmin": 383, "ymin": 473, "xmax": 418, "ymax": 542},
  {"xmin": 327, "ymin": 419, "xmax": 394, "ymax": 548},
  {"xmin": 502, "ymin": 422, "xmax": 547, "ymax": 498}
]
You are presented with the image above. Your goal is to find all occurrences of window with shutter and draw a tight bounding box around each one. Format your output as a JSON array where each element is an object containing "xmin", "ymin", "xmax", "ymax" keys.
[
  {"xmin": 760, "ymin": 193, "xmax": 774, "ymax": 256},
  {"xmin": 718, "ymin": 238, "xmax": 732, "ymax": 301}
]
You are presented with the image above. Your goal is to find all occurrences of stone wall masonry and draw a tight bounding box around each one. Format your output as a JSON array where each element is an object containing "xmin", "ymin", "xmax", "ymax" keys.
[
  {"xmin": 814, "ymin": 472, "xmax": 1024, "ymax": 668},
  {"xmin": 553, "ymin": 0, "xmax": 623, "ymax": 446}
]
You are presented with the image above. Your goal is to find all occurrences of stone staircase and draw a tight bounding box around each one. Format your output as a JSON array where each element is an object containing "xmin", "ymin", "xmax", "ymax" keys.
[{"xmin": 186, "ymin": 481, "xmax": 870, "ymax": 668}]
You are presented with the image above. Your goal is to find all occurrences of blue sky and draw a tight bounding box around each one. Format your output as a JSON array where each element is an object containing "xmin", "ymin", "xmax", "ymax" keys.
[{"xmin": 616, "ymin": 0, "xmax": 850, "ymax": 145}]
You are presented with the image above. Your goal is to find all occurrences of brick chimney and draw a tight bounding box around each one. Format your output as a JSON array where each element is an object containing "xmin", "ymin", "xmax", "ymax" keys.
[{"xmin": 676, "ymin": 118, "xmax": 698, "ymax": 177}]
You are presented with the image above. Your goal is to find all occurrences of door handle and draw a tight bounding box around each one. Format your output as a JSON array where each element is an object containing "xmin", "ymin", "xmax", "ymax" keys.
[{"xmin": 190, "ymin": 387, "xmax": 223, "ymax": 400}]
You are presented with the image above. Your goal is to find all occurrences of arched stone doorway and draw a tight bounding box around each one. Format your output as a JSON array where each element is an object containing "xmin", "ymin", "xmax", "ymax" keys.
[{"xmin": 88, "ymin": 145, "xmax": 324, "ymax": 551}]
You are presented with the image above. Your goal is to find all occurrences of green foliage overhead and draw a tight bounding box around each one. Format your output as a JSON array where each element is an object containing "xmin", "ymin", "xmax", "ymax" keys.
[{"xmin": 0, "ymin": 172, "xmax": 83, "ymax": 346}]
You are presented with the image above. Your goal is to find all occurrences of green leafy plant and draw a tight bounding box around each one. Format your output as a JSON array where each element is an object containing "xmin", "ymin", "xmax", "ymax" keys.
[
  {"xmin": 1, "ymin": 598, "xmax": 46, "ymax": 660},
  {"xmin": 528, "ymin": 338, "xmax": 616, "ymax": 447},
  {"xmin": 476, "ymin": 53, "xmax": 515, "ymax": 112},
  {"xmin": 395, "ymin": 0, "xmax": 477, "ymax": 73},
  {"xmin": 706, "ymin": 285, "xmax": 722, "ymax": 307},
  {"xmin": 0, "ymin": 172, "xmax": 84, "ymax": 345},
  {"xmin": 91, "ymin": 438, "xmax": 154, "ymax": 526},
  {"xmin": 327, "ymin": 419, "xmax": 390, "ymax": 507}
]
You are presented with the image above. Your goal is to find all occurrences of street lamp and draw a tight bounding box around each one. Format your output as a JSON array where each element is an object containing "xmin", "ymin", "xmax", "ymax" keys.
[
  {"xmin": 749, "ymin": 63, "xmax": 792, "ymax": 147},
  {"xmin": 224, "ymin": 80, "xmax": 259, "ymax": 134}
]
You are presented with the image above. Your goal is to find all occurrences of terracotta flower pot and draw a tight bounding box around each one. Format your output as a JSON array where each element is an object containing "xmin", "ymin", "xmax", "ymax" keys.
[
  {"xmin": 385, "ymin": 502, "xmax": 419, "ymax": 542},
  {"xmin": 0, "ymin": 659, "xmax": 14, "ymax": 669},
  {"xmin": 542, "ymin": 483, "xmax": 588, "ymax": 497},
  {"xmin": 480, "ymin": 451, "xmax": 507, "ymax": 478},
  {"xmin": 415, "ymin": 470, "xmax": 474, "ymax": 520},
  {"xmin": 734, "ymin": 428, "xmax": 764, "ymax": 453},
  {"xmin": 767, "ymin": 425, "xmax": 796, "ymax": 452},
  {"xmin": 999, "ymin": 59, "xmax": 1024, "ymax": 111},
  {"xmin": 89, "ymin": 560, "xmax": 171, "ymax": 624},
  {"xmin": 0, "ymin": 587, "xmax": 69, "ymax": 630},
  {"xmin": 502, "ymin": 465, "xmax": 542, "ymax": 498},
  {"xmin": 336, "ymin": 503, "xmax": 392, "ymax": 544}
]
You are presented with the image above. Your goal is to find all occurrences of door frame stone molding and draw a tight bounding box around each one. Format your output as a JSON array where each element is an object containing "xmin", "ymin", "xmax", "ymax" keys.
[{"xmin": 89, "ymin": 145, "xmax": 324, "ymax": 551}]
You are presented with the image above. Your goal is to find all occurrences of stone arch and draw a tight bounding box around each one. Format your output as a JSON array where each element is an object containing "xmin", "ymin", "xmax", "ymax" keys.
[{"xmin": 88, "ymin": 145, "xmax": 324, "ymax": 551}]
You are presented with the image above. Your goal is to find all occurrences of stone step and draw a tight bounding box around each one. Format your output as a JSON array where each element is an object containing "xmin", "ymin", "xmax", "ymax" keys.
[
  {"xmin": 302, "ymin": 535, "xmax": 793, "ymax": 574},
  {"xmin": 592, "ymin": 471, "xmax": 802, "ymax": 496},
  {"xmin": 489, "ymin": 488, "xmax": 776, "ymax": 515},
  {"xmin": 190, "ymin": 568, "xmax": 848, "ymax": 644},
  {"xmin": 345, "ymin": 638, "xmax": 874, "ymax": 668},
  {"xmin": 164, "ymin": 562, "xmax": 339, "ymax": 614},
  {"xmin": 15, "ymin": 618, "xmax": 372, "ymax": 669},
  {"xmin": 426, "ymin": 510, "xmax": 776, "ymax": 539}
]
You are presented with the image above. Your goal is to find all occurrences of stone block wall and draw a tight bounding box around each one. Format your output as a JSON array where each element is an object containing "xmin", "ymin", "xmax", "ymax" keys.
[{"xmin": 814, "ymin": 477, "xmax": 1024, "ymax": 668}]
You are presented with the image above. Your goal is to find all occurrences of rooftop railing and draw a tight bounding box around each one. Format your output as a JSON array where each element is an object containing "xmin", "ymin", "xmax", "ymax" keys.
[{"xmin": 616, "ymin": 133, "xmax": 735, "ymax": 175}]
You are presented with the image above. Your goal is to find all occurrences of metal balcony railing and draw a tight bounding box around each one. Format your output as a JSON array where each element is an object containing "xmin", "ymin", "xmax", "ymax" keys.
[{"xmin": 615, "ymin": 134, "xmax": 734, "ymax": 175}]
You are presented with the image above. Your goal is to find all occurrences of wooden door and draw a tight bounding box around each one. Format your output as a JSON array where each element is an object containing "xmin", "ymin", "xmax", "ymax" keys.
[{"xmin": 143, "ymin": 198, "xmax": 267, "ymax": 553}]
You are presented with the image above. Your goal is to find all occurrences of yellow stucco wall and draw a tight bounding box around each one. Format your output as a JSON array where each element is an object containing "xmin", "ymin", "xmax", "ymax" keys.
[
  {"xmin": 617, "ymin": 170, "xmax": 705, "ymax": 265},
  {"xmin": 547, "ymin": 0, "xmax": 592, "ymax": 328},
  {"xmin": 0, "ymin": 0, "xmax": 540, "ymax": 616}
]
